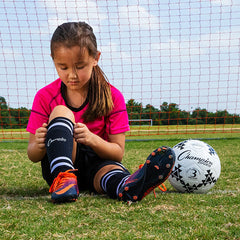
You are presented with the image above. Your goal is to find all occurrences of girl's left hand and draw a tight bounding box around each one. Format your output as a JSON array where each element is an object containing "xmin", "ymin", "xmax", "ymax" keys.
[{"xmin": 73, "ymin": 122, "xmax": 94, "ymax": 145}]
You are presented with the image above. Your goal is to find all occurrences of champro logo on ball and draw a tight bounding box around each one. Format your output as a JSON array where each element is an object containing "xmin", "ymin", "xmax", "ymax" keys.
[
  {"xmin": 168, "ymin": 139, "xmax": 221, "ymax": 193},
  {"xmin": 177, "ymin": 149, "xmax": 213, "ymax": 168}
]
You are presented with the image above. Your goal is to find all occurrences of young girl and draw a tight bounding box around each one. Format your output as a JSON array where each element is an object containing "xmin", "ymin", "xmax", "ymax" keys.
[{"xmin": 27, "ymin": 22, "xmax": 175, "ymax": 203}]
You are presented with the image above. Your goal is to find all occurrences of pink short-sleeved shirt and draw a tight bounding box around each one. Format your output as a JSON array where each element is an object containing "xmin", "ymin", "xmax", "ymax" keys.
[{"xmin": 26, "ymin": 78, "xmax": 130, "ymax": 140}]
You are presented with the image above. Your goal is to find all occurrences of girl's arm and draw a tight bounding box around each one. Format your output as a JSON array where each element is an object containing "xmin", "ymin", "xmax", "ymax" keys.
[
  {"xmin": 27, "ymin": 123, "xmax": 47, "ymax": 163},
  {"xmin": 74, "ymin": 123, "xmax": 125, "ymax": 162}
]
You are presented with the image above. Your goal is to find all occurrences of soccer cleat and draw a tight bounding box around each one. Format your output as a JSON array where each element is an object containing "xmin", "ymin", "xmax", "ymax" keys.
[
  {"xmin": 138, "ymin": 163, "xmax": 167, "ymax": 198},
  {"xmin": 49, "ymin": 169, "xmax": 79, "ymax": 203},
  {"xmin": 118, "ymin": 146, "xmax": 175, "ymax": 202}
]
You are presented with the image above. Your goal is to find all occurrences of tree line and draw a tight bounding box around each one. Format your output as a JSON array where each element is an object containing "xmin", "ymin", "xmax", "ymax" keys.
[
  {"xmin": 126, "ymin": 99, "xmax": 240, "ymax": 125},
  {"xmin": 0, "ymin": 97, "xmax": 30, "ymax": 129},
  {"xmin": 1, "ymin": 96, "xmax": 240, "ymax": 129}
]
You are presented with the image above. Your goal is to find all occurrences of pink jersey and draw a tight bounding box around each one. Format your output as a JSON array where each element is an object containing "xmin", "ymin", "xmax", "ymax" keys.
[{"xmin": 27, "ymin": 78, "xmax": 130, "ymax": 140}]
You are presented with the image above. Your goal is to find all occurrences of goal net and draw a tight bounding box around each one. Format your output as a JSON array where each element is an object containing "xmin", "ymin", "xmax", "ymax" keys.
[{"xmin": 1, "ymin": 0, "xmax": 240, "ymax": 140}]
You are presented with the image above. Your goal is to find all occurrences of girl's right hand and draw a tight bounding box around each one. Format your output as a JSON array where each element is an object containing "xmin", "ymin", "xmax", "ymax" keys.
[{"xmin": 35, "ymin": 123, "xmax": 48, "ymax": 149}]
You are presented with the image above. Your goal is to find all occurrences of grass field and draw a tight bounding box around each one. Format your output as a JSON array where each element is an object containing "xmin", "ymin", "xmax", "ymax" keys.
[{"xmin": 0, "ymin": 135, "xmax": 240, "ymax": 239}]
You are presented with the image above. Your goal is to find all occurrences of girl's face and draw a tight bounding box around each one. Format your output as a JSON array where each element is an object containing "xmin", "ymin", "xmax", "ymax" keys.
[{"xmin": 52, "ymin": 45, "xmax": 100, "ymax": 92}]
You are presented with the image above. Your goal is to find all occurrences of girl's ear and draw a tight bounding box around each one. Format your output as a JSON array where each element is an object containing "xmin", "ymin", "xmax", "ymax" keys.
[{"xmin": 93, "ymin": 51, "xmax": 101, "ymax": 66}]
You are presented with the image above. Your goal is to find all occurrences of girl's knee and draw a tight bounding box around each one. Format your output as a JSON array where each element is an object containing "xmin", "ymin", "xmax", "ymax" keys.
[{"xmin": 49, "ymin": 105, "xmax": 75, "ymax": 123}]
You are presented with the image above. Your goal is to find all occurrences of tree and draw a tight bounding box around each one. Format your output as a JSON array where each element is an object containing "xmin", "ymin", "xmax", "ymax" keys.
[
  {"xmin": 0, "ymin": 97, "xmax": 11, "ymax": 128},
  {"xmin": 159, "ymin": 102, "xmax": 170, "ymax": 125},
  {"xmin": 126, "ymin": 99, "xmax": 143, "ymax": 124},
  {"xmin": 168, "ymin": 103, "xmax": 180, "ymax": 125},
  {"xmin": 192, "ymin": 108, "xmax": 208, "ymax": 124},
  {"xmin": 159, "ymin": 102, "xmax": 181, "ymax": 125},
  {"xmin": 0, "ymin": 97, "xmax": 31, "ymax": 128},
  {"xmin": 10, "ymin": 107, "xmax": 30, "ymax": 128},
  {"xmin": 142, "ymin": 104, "xmax": 160, "ymax": 125},
  {"xmin": 0, "ymin": 96, "xmax": 8, "ymax": 110},
  {"xmin": 126, "ymin": 99, "xmax": 142, "ymax": 114}
]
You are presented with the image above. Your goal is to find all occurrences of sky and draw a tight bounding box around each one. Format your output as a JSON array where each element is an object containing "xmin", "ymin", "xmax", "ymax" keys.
[{"xmin": 0, "ymin": 0, "xmax": 240, "ymax": 113}]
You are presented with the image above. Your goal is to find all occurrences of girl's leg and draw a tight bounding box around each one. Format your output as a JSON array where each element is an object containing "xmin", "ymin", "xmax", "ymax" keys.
[
  {"xmin": 46, "ymin": 105, "xmax": 79, "ymax": 203},
  {"xmin": 48, "ymin": 105, "xmax": 77, "ymax": 164},
  {"xmin": 94, "ymin": 165, "xmax": 130, "ymax": 199},
  {"xmin": 94, "ymin": 146, "xmax": 175, "ymax": 202}
]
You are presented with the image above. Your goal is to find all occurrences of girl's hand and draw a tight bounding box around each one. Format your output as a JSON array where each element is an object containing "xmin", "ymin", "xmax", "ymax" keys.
[
  {"xmin": 74, "ymin": 123, "xmax": 94, "ymax": 145},
  {"xmin": 35, "ymin": 123, "xmax": 48, "ymax": 149}
]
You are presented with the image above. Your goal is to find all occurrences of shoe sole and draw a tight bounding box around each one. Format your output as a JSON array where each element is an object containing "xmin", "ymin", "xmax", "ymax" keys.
[
  {"xmin": 51, "ymin": 195, "xmax": 78, "ymax": 203},
  {"xmin": 51, "ymin": 188, "xmax": 79, "ymax": 203},
  {"xmin": 118, "ymin": 146, "xmax": 175, "ymax": 202}
]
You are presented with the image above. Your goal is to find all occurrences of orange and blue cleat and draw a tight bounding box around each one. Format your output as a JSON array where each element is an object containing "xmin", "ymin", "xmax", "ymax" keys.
[
  {"xmin": 49, "ymin": 169, "xmax": 79, "ymax": 203},
  {"xmin": 118, "ymin": 146, "xmax": 175, "ymax": 202}
]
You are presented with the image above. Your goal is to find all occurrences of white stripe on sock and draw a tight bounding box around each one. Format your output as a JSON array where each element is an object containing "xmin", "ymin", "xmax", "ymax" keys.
[
  {"xmin": 48, "ymin": 122, "xmax": 73, "ymax": 134},
  {"xmin": 50, "ymin": 156, "xmax": 73, "ymax": 169},
  {"xmin": 101, "ymin": 170, "xmax": 123, "ymax": 192},
  {"xmin": 116, "ymin": 175, "xmax": 130, "ymax": 196},
  {"xmin": 51, "ymin": 162, "xmax": 74, "ymax": 173}
]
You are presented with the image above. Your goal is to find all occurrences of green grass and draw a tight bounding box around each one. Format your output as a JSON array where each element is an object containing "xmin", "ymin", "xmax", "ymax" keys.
[{"xmin": 0, "ymin": 137, "xmax": 239, "ymax": 240}]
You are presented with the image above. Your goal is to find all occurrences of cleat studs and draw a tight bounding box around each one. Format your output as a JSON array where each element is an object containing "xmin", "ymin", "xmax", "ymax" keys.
[
  {"xmin": 119, "ymin": 193, "xmax": 123, "ymax": 198},
  {"xmin": 151, "ymin": 152, "xmax": 156, "ymax": 156},
  {"xmin": 146, "ymin": 159, "xmax": 151, "ymax": 164},
  {"xmin": 169, "ymin": 154, "xmax": 173, "ymax": 159},
  {"xmin": 133, "ymin": 196, "xmax": 138, "ymax": 201},
  {"xmin": 157, "ymin": 148, "xmax": 162, "ymax": 152},
  {"xmin": 166, "ymin": 163, "xmax": 171, "ymax": 168},
  {"xmin": 124, "ymin": 186, "xmax": 129, "ymax": 191},
  {"xmin": 159, "ymin": 175, "xmax": 163, "ymax": 180},
  {"xmin": 162, "ymin": 147, "xmax": 167, "ymax": 152},
  {"xmin": 139, "ymin": 164, "xmax": 144, "ymax": 169},
  {"xmin": 154, "ymin": 165, "xmax": 159, "ymax": 170}
]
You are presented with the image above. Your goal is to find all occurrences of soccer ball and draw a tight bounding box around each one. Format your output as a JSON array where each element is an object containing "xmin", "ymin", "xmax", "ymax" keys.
[{"xmin": 168, "ymin": 139, "xmax": 221, "ymax": 193}]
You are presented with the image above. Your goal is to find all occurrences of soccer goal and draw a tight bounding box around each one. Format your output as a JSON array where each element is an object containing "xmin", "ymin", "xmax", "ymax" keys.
[{"xmin": 1, "ymin": 0, "xmax": 240, "ymax": 140}]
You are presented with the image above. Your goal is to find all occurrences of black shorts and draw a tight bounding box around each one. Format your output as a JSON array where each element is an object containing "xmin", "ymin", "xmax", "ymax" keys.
[{"xmin": 41, "ymin": 143, "xmax": 129, "ymax": 193}]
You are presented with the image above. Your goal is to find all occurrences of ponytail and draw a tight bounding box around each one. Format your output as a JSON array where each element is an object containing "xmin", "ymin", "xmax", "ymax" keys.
[{"xmin": 82, "ymin": 65, "xmax": 113, "ymax": 122}]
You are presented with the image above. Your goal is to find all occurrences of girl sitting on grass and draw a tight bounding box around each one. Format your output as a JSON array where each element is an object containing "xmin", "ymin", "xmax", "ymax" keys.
[{"xmin": 26, "ymin": 21, "xmax": 175, "ymax": 203}]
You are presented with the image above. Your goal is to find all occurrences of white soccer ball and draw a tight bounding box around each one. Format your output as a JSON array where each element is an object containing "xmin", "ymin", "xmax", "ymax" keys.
[{"xmin": 168, "ymin": 139, "xmax": 221, "ymax": 193}]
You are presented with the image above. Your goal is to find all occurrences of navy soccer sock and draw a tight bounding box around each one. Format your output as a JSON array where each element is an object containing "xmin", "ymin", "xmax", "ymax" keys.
[
  {"xmin": 45, "ymin": 117, "xmax": 75, "ymax": 179},
  {"xmin": 100, "ymin": 169, "xmax": 130, "ymax": 199}
]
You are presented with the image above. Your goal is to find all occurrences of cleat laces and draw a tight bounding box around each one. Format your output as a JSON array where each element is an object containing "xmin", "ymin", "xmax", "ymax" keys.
[{"xmin": 49, "ymin": 169, "xmax": 78, "ymax": 194}]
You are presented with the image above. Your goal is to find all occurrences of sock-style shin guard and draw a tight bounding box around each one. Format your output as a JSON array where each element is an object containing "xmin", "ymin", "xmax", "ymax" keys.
[
  {"xmin": 45, "ymin": 117, "xmax": 74, "ymax": 179},
  {"xmin": 100, "ymin": 169, "xmax": 130, "ymax": 199}
]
